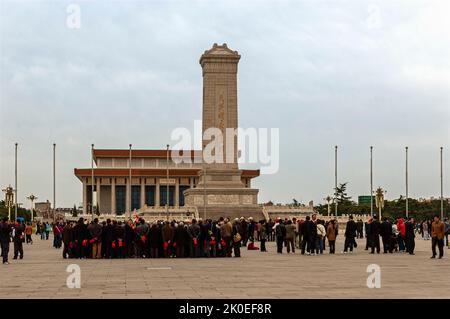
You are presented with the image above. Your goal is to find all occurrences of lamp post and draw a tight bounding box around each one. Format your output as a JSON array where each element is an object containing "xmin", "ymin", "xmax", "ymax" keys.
[
  {"xmin": 166, "ymin": 144, "xmax": 170, "ymax": 221},
  {"xmin": 14, "ymin": 143, "xmax": 18, "ymax": 222},
  {"xmin": 2, "ymin": 185, "xmax": 14, "ymax": 221},
  {"xmin": 375, "ymin": 187, "xmax": 386, "ymax": 221},
  {"xmin": 324, "ymin": 196, "xmax": 332, "ymax": 217},
  {"xmin": 370, "ymin": 146, "xmax": 374, "ymax": 217},
  {"xmin": 27, "ymin": 194, "xmax": 38, "ymax": 222},
  {"xmin": 334, "ymin": 145, "xmax": 338, "ymax": 216}
]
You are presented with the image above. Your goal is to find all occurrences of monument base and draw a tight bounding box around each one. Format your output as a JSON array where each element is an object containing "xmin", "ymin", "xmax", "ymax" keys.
[{"xmin": 183, "ymin": 168, "xmax": 263, "ymax": 220}]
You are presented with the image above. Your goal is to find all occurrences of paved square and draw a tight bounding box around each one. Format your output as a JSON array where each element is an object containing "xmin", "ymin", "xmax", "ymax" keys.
[{"xmin": 1, "ymin": 235, "xmax": 448, "ymax": 299}]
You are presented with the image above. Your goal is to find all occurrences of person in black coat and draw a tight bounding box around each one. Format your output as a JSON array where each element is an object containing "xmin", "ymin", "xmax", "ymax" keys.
[
  {"xmin": 364, "ymin": 221, "xmax": 371, "ymax": 250},
  {"xmin": 405, "ymin": 217, "xmax": 416, "ymax": 255},
  {"xmin": 72, "ymin": 218, "xmax": 88, "ymax": 259},
  {"xmin": 275, "ymin": 219, "xmax": 286, "ymax": 254},
  {"xmin": 300, "ymin": 217, "xmax": 310, "ymax": 255},
  {"xmin": 114, "ymin": 221, "xmax": 125, "ymax": 258},
  {"xmin": 369, "ymin": 216, "xmax": 381, "ymax": 254},
  {"xmin": 307, "ymin": 217, "xmax": 318, "ymax": 255},
  {"xmin": 103, "ymin": 219, "xmax": 115, "ymax": 259},
  {"xmin": 148, "ymin": 223, "xmax": 160, "ymax": 258},
  {"xmin": 0, "ymin": 218, "xmax": 12, "ymax": 264},
  {"xmin": 124, "ymin": 220, "xmax": 135, "ymax": 258},
  {"xmin": 380, "ymin": 218, "xmax": 392, "ymax": 253},
  {"xmin": 344, "ymin": 215, "xmax": 357, "ymax": 253},
  {"xmin": 173, "ymin": 222, "xmax": 188, "ymax": 258}
]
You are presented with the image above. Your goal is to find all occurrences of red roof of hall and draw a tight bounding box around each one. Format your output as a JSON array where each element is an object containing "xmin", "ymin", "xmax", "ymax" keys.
[
  {"xmin": 74, "ymin": 168, "xmax": 260, "ymax": 180},
  {"xmin": 93, "ymin": 149, "xmax": 202, "ymax": 158}
]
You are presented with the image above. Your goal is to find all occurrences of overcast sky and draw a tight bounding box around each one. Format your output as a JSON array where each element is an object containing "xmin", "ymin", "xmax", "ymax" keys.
[{"xmin": 1, "ymin": 0, "xmax": 449, "ymax": 209}]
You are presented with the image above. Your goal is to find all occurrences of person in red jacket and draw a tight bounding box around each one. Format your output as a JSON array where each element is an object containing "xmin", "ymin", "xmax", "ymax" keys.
[{"xmin": 396, "ymin": 218, "xmax": 406, "ymax": 252}]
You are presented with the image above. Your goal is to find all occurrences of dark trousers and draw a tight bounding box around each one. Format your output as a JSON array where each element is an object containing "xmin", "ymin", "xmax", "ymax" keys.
[
  {"xmin": 276, "ymin": 236, "xmax": 284, "ymax": 253},
  {"xmin": 309, "ymin": 237, "xmax": 316, "ymax": 253},
  {"xmin": 405, "ymin": 236, "xmax": 415, "ymax": 254},
  {"xmin": 13, "ymin": 240, "xmax": 23, "ymax": 259},
  {"xmin": 223, "ymin": 237, "xmax": 232, "ymax": 257},
  {"xmin": 381, "ymin": 236, "xmax": 390, "ymax": 253},
  {"xmin": 26, "ymin": 234, "xmax": 32, "ymax": 244},
  {"xmin": 150, "ymin": 247, "xmax": 158, "ymax": 258},
  {"xmin": 371, "ymin": 236, "xmax": 380, "ymax": 253},
  {"xmin": 1, "ymin": 241, "xmax": 9, "ymax": 263},
  {"xmin": 176, "ymin": 245, "xmax": 185, "ymax": 258},
  {"xmin": 301, "ymin": 237, "xmax": 309, "ymax": 254},
  {"xmin": 344, "ymin": 237, "xmax": 355, "ymax": 252},
  {"xmin": 260, "ymin": 239, "xmax": 267, "ymax": 252},
  {"xmin": 233, "ymin": 241, "xmax": 241, "ymax": 257},
  {"xmin": 105, "ymin": 240, "xmax": 113, "ymax": 258},
  {"xmin": 432, "ymin": 238, "xmax": 444, "ymax": 257},
  {"xmin": 63, "ymin": 242, "xmax": 70, "ymax": 258},
  {"xmin": 328, "ymin": 240, "xmax": 335, "ymax": 254},
  {"xmin": 286, "ymin": 238, "xmax": 295, "ymax": 253},
  {"xmin": 76, "ymin": 244, "xmax": 85, "ymax": 258}
]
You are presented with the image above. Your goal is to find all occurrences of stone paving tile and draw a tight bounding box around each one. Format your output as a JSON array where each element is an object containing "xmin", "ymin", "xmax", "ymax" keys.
[{"xmin": 0, "ymin": 235, "xmax": 449, "ymax": 298}]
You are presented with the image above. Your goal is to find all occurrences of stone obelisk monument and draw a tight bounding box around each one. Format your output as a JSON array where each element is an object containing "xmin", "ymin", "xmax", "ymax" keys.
[{"xmin": 184, "ymin": 43, "xmax": 262, "ymax": 220}]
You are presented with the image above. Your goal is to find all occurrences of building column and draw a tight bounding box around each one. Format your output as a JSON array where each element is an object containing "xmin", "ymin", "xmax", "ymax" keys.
[
  {"xmin": 155, "ymin": 178, "xmax": 160, "ymax": 207},
  {"xmin": 125, "ymin": 177, "xmax": 131, "ymax": 213},
  {"xmin": 175, "ymin": 178, "xmax": 180, "ymax": 207},
  {"xmin": 82, "ymin": 178, "xmax": 87, "ymax": 215},
  {"xmin": 96, "ymin": 178, "xmax": 101, "ymax": 214},
  {"xmin": 190, "ymin": 178, "xmax": 194, "ymax": 188},
  {"xmin": 111, "ymin": 178, "xmax": 116, "ymax": 215},
  {"xmin": 140, "ymin": 178, "xmax": 145, "ymax": 209}
]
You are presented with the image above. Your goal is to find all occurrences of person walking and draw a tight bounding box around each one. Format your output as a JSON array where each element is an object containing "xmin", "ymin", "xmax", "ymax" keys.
[
  {"xmin": 422, "ymin": 220, "xmax": 430, "ymax": 240},
  {"xmin": 405, "ymin": 217, "xmax": 416, "ymax": 255},
  {"xmin": 380, "ymin": 217, "xmax": 392, "ymax": 253},
  {"xmin": 285, "ymin": 220, "xmax": 296, "ymax": 253},
  {"xmin": 62, "ymin": 222, "xmax": 73, "ymax": 259},
  {"xmin": 45, "ymin": 222, "xmax": 51, "ymax": 240},
  {"xmin": 444, "ymin": 218, "xmax": 449, "ymax": 249},
  {"xmin": 326, "ymin": 219, "xmax": 337, "ymax": 254},
  {"xmin": 0, "ymin": 218, "xmax": 12, "ymax": 264},
  {"xmin": 430, "ymin": 215, "xmax": 445, "ymax": 259},
  {"xmin": 13, "ymin": 220, "xmax": 25, "ymax": 260},
  {"xmin": 343, "ymin": 215, "xmax": 357, "ymax": 254},
  {"xmin": 275, "ymin": 219, "xmax": 286, "ymax": 254},
  {"xmin": 25, "ymin": 222, "xmax": 33, "ymax": 244}
]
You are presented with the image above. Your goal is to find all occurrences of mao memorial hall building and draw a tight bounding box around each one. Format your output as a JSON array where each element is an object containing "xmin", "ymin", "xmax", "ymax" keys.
[{"xmin": 74, "ymin": 149, "xmax": 260, "ymax": 218}]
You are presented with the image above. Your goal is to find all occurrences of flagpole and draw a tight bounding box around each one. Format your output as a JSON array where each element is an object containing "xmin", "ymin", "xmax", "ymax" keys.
[
  {"xmin": 441, "ymin": 147, "xmax": 444, "ymax": 220},
  {"xmin": 91, "ymin": 144, "xmax": 94, "ymax": 220},
  {"xmin": 370, "ymin": 146, "xmax": 373, "ymax": 217},
  {"xmin": 14, "ymin": 143, "xmax": 18, "ymax": 222},
  {"xmin": 129, "ymin": 144, "xmax": 132, "ymax": 220},
  {"xmin": 334, "ymin": 145, "xmax": 338, "ymax": 216},
  {"xmin": 405, "ymin": 146, "xmax": 408, "ymax": 218}
]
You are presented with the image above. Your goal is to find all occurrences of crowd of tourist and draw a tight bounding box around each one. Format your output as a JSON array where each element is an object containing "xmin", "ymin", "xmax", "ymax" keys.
[{"xmin": 0, "ymin": 213, "xmax": 448, "ymax": 264}]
